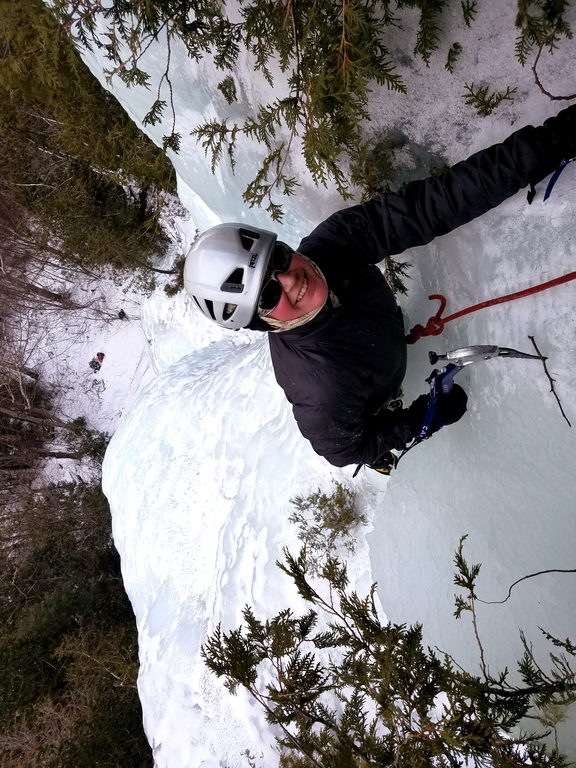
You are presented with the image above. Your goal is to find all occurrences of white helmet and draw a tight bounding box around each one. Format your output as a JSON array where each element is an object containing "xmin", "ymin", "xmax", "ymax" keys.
[{"xmin": 184, "ymin": 223, "xmax": 278, "ymax": 329}]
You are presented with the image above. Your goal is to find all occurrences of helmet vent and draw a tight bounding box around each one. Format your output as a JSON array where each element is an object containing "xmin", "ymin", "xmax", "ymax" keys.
[
  {"xmin": 221, "ymin": 268, "xmax": 244, "ymax": 293},
  {"xmin": 204, "ymin": 299, "xmax": 216, "ymax": 320},
  {"xmin": 223, "ymin": 303, "xmax": 237, "ymax": 320},
  {"xmin": 239, "ymin": 228, "xmax": 260, "ymax": 251}
]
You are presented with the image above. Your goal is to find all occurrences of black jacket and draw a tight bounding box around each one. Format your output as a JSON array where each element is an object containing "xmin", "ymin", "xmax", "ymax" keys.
[{"xmin": 268, "ymin": 120, "xmax": 571, "ymax": 467}]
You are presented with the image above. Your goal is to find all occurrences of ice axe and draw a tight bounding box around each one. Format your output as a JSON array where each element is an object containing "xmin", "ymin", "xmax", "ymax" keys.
[
  {"xmin": 418, "ymin": 344, "xmax": 545, "ymax": 440},
  {"xmin": 359, "ymin": 344, "xmax": 546, "ymax": 477}
]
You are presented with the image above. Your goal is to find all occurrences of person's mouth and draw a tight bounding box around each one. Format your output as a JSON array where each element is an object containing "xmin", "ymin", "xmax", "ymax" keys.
[{"xmin": 296, "ymin": 275, "xmax": 308, "ymax": 303}]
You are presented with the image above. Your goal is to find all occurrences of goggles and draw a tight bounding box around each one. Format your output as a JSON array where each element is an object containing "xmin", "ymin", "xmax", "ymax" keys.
[{"xmin": 257, "ymin": 242, "xmax": 294, "ymax": 316}]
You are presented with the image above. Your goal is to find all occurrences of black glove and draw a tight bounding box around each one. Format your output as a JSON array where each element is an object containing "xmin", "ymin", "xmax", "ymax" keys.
[
  {"xmin": 543, "ymin": 104, "xmax": 576, "ymax": 162},
  {"xmin": 405, "ymin": 384, "xmax": 468, "ymax": 437}
]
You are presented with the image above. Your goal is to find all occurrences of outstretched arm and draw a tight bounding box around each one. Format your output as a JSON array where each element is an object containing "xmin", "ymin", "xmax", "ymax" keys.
[{"xmin": 300, "ymin": 105, "xmax": 576, "ymax": 263}]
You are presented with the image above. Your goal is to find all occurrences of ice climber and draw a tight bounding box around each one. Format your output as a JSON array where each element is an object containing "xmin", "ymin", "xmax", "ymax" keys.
[{"xmin": 183, "ymin": 106, "xmax": 576, "ymax": 473}]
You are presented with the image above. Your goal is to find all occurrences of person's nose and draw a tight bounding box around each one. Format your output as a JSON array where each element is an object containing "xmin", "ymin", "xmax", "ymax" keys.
[{"xmin": 276, "ymin": 270, "xmax": 296, "ymax": 293}]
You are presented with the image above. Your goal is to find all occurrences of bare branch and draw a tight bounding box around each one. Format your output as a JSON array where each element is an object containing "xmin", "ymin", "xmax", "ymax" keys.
[
  {"xmin": 528, "ymin": 335, "xmax": 571, "ymax": 427},
  {"xmin": 531, "ymin": 44, "xmax": 576, "ymax": 101},
  {"xmin": 479, "ymin": 568, "xmax": 576, "ymax": 605}
]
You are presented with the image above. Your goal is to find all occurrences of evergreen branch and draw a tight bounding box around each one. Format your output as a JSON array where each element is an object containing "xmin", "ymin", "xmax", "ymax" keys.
[
  {"xmin": 142, "ymin": 99, "xmax": 166, "ymax": 127},
  {"xmin": 539, "ymin": 628, "xmax": 576, "ymax": 657},
  {"xmin": 246, "ymin": 685, "xmax": 331, "ymax": 768},
  {"xmin": 480, "ymin": 679, "xmax": 576, "ymax": 699},
  {"xmin": 157, "ymin": 26, "xmax": 179, "ymax": 150},
  {"xmin": 217, "ymin": 75, "xmax": 237, "ymax": 104},
  {"xmin": 413, "ymin": 0, "xmax": 448, "ymax": 65},
  {"xmin": 103, "ymin": 29, "xmax": 159, "ymax": 83},
  {"xmin": 453, "ymin": 536, "xmax": 488, "ymax": 676},
  {"xmin": 463, "ymin": 82, "xmax": 517, "ymax": 116},
  {"xmin": 59, "ymin": 1, "xmax": 104, "ymax": 34},
  {"xmin": 288, "ymin": 0, "xmax": 302, "ymax": 105},
  {"xmin": 242, "ymin": 143, "xmax": 300, "ymax": 222},
  {"xmin": 136, "ymin": 20, "xmax": 172, "ymax": 66},
  {"xmin": 53, "ymin": 1, "xmax": 574, "ymax": 230},
  {"xmin": 257, "ymin": 660, "xmax": 383, "ymax": 767},
  {"xmin": 339, "ymin": 0, "xmax": 352, "ymax": 88},
  {"xmin": 212, "ymin": 18, "xmax": 241, "ymax": 69},
  {"xmin": 470, "ymin": 598, "xmax": 488, "ymax": 678},
  {"xmin": 445, "ymin": 42, "xmax": 462, "ymax": 74},
  {"xmin": 162, "ymin": 133, "xmax": 181, "ymax": 152},
  {"xmin": 515, "ymin": 0, "xmax": 573, "ymax": 67},
  {"xmin": 163, "ymin": 27, "xmax": 176, "ymax": 137},
  {"xmin": 192, "ymin": 120, "xmax": 239, "ymax": 174},
  {"xmin": 205, "ymin": 541, "xmax": 576, "ymax": 765},
  {"xmin": 461, "ymin": 1, "xmax": 477, "ymax": 27}
]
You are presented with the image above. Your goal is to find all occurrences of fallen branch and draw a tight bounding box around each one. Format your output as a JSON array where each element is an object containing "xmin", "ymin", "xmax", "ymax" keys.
[
  {"xmin": 531, "ymin": 44, "xmax": 576, "ymax": 101},
  {"xmin": 479, "ymin": 567, "xmax": 576, "ymax": 605},
  {"xmin": 528, "ymin": 335, "xmax": 571, "ymax": 427}
]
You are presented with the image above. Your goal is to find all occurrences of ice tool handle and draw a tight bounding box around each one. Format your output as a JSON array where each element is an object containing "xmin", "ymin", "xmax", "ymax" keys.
[{"xmin": 418, "ymin": 363, "xmax": 462, "ymax": 439}]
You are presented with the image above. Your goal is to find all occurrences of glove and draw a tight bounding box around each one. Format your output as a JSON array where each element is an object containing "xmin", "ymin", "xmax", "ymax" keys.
[
  {"xmin": 405, "ymin": 384, "xmax": 468, "ymax": 437},
  {"xmin": 543, "ymin": 104, "xmax": 576, "ymax": 162},
  {"xmin": 435, "ymin": 383, "xmax": 468, "ymax": 427}
]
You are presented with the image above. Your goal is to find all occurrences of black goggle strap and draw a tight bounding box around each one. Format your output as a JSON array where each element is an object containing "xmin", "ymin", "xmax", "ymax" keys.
[{"xmin": 270, "ymin": 241, "xmax": 293, "ymax": 272}]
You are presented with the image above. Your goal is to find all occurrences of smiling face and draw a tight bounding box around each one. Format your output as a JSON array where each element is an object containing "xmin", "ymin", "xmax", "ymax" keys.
[{"xmin": 267, "ymin": 252, "xmax": 329, "ymax": 322}]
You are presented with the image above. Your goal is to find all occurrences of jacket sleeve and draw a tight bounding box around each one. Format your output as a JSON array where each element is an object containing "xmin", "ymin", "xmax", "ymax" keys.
[
  {"xmin": 290, "ymin": 377, "xmax": 426, "ymax": 468},
  {"xmin": 299, "ymin": 120, "xmax": 568, "ymax": 264}
]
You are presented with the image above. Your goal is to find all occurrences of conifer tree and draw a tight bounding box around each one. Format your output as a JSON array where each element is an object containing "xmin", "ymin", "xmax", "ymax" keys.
[
  {"xmin": 0, "ymin": 481, "xmax": 151, "ymax": 767},
  {"xmin": 50, "ymin": 0, "xmax": 574, "ymax": 219},
  {"xmin": 203, "ymin": 544, "xmax": 575, "ymax": 767},
  {"xmin": 0, "ymin": 0, "xmax": 176, "ymax": 269}
]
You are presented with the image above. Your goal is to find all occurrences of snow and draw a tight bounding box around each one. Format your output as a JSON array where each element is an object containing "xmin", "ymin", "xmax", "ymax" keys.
[
  {"xmin": 62, "ymin": 2, "xmax": 576, "ymax": 765},
  {"xmin": 16, "ymin": 278, "xmax": 144, "ymax": 454}
]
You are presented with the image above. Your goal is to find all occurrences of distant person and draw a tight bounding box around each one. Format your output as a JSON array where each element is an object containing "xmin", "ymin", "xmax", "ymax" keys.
[{"xmin": 184, "ymin": 106, "xmax": 575, "ymax": 473}]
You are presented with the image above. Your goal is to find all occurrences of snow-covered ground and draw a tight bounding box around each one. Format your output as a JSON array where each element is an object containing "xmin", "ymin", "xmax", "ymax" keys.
[{"xmin": 53, "ymin": 2, "xmax": 576, "ymax": 765}]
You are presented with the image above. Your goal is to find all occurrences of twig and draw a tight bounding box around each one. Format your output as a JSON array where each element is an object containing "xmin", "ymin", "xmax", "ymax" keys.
[
  {"xmin": 164, "ymin": 28, "xmax": 176, "ymax": 137},
  {"xmin": 478, "ymin": 568, "xmax": 576, "ymax": 605},
  {"xmin": 62, "ymin": 649, "xmax": 137, "ymax": 688},
  {"xmin": 531, "ymin": 44, "xmax": 576, "ymax": 101},
  {"xmin": 470, "ymin": 599, "xmax": 488, "ymax": 677},
  {"xmin": 528, "ymin": 335, "xmax": 571, "ymax": 426}
]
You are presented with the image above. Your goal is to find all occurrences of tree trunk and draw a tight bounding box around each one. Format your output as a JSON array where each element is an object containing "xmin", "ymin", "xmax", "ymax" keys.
[
  {"xmin": 0, "ymin": 405, "xmax": 71, "ymax": 429},
  {"xmin": 0, "ymin": 361, "xmax": 39, "ymax": 380},
  {"xmin": 37, "ymin": 449, "xmax": 83, "ymax": 460}
]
